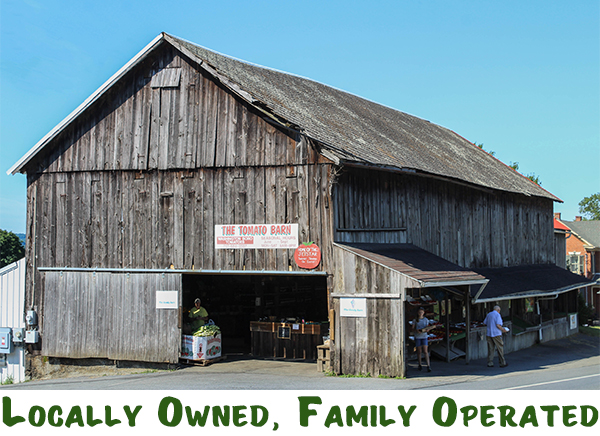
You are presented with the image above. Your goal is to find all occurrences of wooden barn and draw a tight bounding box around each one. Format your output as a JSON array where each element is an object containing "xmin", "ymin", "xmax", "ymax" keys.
[{"xmin": 9, "ymin": 33, "xmax": 591, "ymax": 378}]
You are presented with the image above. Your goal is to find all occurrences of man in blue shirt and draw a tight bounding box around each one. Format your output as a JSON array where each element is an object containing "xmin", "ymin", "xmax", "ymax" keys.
[{"xmin": 483, "ymin": 305, "xmax": 509, "ymax": 368}]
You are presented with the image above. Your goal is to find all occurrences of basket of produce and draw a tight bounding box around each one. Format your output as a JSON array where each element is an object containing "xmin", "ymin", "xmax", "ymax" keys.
[{"xmin": 193, "ymin": 324, "xmax": 221, "ymax": 337}]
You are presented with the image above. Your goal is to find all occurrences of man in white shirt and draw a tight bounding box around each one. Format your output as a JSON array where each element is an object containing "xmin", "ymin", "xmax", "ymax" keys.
[{"xmin": 483, "ymin": 305, "xmax": 508, "ymax": 368}]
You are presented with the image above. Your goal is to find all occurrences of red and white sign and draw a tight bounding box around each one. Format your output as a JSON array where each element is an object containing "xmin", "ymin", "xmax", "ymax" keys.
[
  {"xmin": 294, "ymin": 242, "xmax": 321, "ymax": 269},
  {"xmin": 215, "ymin": 224, "xmax": 298, "ymax": 249}
]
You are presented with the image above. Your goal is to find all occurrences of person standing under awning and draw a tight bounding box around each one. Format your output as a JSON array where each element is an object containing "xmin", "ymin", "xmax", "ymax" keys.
[{"xmin": 483, "ymin": 305, "xmax": 509, "ymax": 368}]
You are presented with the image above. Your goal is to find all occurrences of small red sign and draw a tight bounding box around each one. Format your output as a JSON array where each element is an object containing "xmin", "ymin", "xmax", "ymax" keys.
[{"xmin": 294, "ymin": 242, "xmax": 321, "ymax": 269}]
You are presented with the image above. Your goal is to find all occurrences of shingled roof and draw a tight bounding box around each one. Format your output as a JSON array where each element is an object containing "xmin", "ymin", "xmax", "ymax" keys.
[
  {"xmin": 9, "ymin": 33, "xmax": 560, "ymax": 202},
  {"xmin": 562, "ymin": 220, "xmax": 600, "ymax": 248}
]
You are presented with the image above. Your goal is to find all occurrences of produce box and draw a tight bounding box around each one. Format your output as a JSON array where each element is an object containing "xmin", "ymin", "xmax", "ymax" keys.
[{"xmin": 181, "ymin": 334, "xmax": 222, "ymax": 361}]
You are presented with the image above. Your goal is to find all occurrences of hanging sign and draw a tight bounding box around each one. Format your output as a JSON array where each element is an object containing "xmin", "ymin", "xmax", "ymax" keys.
[
  {"xmin": 215, "ymin": 224, "xmax": 298, "ymax": 249},
  {"xmin": 294, "ymin": 242, "xmax": 321, "ymax": 269},
  {"xmin": 340, "ymin": 297, "xmax": 367, "ymax": 318},
  {"xmin": 156, "ymin": 291, "xmax": 178, "ymax": 309}
]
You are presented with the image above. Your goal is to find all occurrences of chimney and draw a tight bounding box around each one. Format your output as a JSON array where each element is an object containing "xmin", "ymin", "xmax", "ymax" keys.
[
  {"xmin": 575, "ymin": 216, "xmax": 582, "ymax": 221},
  {"xmin": 554, "ymin": 212, "xmax": 561, "ymax": 220}
]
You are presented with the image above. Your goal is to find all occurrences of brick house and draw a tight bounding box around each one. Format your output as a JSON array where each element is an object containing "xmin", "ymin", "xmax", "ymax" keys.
[{"xmin": 555, "ymin": 213, "xmax": 600, "ymax": 318}]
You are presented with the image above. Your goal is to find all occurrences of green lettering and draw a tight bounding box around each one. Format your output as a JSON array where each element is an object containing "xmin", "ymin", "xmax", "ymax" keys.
[
  {"xmin": 251, "ymin": 405, "xmax": 268, "ymax": 427},
  {"xmin": 460, "ymin": 405, "xmax": 477, "ymax": 426},
  {"xmin": 563, "ymin": 406, "xmax": 577, "ymax": 427},
  {"xmin": 345, "ymin": 406, "xmax": 368, "ymax": 426},
  {"xmin": 65, "ymin": 406, "xmax": 84, "ymax": 428},
  {"xmin": 480, "ymin": 406, "xmax": 495, "ymax": 427},
  {"xmin": 298, "ymin": 396, "xmax": 321, "ymax": 427},
  {"xmin": 370, "ymin": 405, "xmax": 377, "ymax": 427},
  {"xmin": 581, "ymin": 405, "xmax": 598, "ymax": 427},
  {"xmin": 432, "ymin": 396, "xmax": 457, "ymax": 427},
  {"xmin": 232, "ymin": 406, "xmax": 247, "ymax": 427},
  {"xmin": 185, "ymin": 406, "xmax": 210, "ymax": 426},
  {"xmin": 158, "ymin": 396, "xmax": 182, "ymax": 427},
  {"xmin": 2, "ymin": 397, "xmax": 26, "ymax": 427},
  {"xmin": 540, "ymin": 405, "xmax": 559, "ymax": 426},
  {"xmin": 398, "ymin": 405, "xmax": 417, "ymax": 427},
  {"xmin": 48, "ymin": 405, "xmax": 63, "ymax": 427},
  {"xmin": 379, "ymin": 406, "xmax": 395, "ymax": 427},
  {"xmin": 124, "ymin": 405, "xmax": 142, "ymax": 427},
  {"xmin": 519, "ymin": 406, "xmax": 539, "ymax": 428},
  {"xmin": 498, "ymin": 406, "xmax": 517, "ymax": 427},
  {"xmin": 105, "ymin": 406, "xmax": 121, "ymax": 427},
  {"xmin": 86, "ymin": 405, "xmax": 102, "ymax": 427},
  {"xmin": 324, "ymin": 406, "xmax": 343, "ymax": 428},
  {"xmin": 213, "ymin": 406, "xmax": 230, "ymax": 427},
  {"xmin": 29, "ymin": 406, "xmax": 46, "ymax": 427}
]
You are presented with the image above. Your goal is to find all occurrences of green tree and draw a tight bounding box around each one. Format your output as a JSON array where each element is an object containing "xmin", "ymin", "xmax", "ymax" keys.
[
  {"xmin": 578, "ymin": 193, "xmax": 600, "ymax": 220},
  {"xmin": 475, "ymin": 143, "xmax": 541, "ymax": 185},
  {"xmin": 0, "ymin": 229, "xmax": 25, "ymax": 268},
  {"xmin": 508, "ymin": 161, "xmax": 541, "ymax": 186},
  {"xmin": 476, "ymin": 143, "xmax": 495, "ymax": 156}
]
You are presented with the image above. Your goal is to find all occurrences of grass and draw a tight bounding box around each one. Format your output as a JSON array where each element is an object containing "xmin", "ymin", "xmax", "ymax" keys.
[
  {"xmin": 324, "ymin": 370, "xmax": 403, "ymax": 379},
  {"xmin": 1, "ymin": 375, "xmax": 14, "ymax": 385},
  {"xmin": 579, "ymin": 325, "xmax": 600, "ymax": 337},
  {"xmin": 324, "ymin": 370, "xmax": 370, "ymax": 378}
]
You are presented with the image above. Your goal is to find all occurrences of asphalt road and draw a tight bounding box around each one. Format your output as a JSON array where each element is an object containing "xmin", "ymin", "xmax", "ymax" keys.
[{"xmin": 2, "ymin": 333, "xmax": 599, "ymax": 390}]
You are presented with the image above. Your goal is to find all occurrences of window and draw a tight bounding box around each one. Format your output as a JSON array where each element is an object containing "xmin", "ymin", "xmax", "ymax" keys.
[{"xmin": 567, "ymin": 253, "xmax": 584, "ymax": 275}]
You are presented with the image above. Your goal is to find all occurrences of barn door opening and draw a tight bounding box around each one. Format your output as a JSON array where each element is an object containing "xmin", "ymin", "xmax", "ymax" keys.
[{"xmin": 182, "ymin": 273, "xmax": 328, "ymax": 356}]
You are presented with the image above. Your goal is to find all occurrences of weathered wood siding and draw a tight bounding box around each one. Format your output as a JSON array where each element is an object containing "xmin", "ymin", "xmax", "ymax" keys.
[
  {"xmin": 330, "ymin": 246, "xmax": 413, "ymax": 377},
  {"xmin": 334, "ymin": 168, "xmax": 555, "ymax": 269},
  {"xmin": 28, "ymin": 165, "xmax": 333, "ymax": 271},
  {"xmin": 23, "ymin": 42, "xmax": 336, "ymax": 349},
  {"xmin": 28, "ymin": 43, "xmax": 323, "ymax": 174},
  {"xmin": 43, "ymin": 271, "xmax": 181, "ymax": 363},
  {"xmin": 26, "ymin": 163, "xmax": 334, "ymax": 340}
]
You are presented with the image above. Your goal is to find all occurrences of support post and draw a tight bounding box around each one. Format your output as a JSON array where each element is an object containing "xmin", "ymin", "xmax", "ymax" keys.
[
  {"xmin": 465, "ymin": 286, "xmax": 471, "ymax": 365},
  {"xmin": 445, "ymin": 291, "xmax": 450, "ymax": 363}
]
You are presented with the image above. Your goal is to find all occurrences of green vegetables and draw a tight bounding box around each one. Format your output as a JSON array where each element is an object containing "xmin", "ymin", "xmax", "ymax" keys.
[{"xmin": 193, "ymin": 324, "xmax": 221, "ymax": 337}]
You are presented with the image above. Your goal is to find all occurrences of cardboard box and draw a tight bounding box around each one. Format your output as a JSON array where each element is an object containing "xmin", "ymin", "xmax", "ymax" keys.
[{"xmin": 181, "ymin": 334, "xmax": 222, "ymax": 360}]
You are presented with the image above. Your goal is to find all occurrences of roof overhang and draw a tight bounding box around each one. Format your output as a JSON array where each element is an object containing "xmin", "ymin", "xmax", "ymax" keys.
[
  {"xmin": 333, "ymin": 242, "xmax": 489, "ymax": 289},
  {"xmin": 471, "ymin": 263, "xmax": 593, "ymax": 303}
]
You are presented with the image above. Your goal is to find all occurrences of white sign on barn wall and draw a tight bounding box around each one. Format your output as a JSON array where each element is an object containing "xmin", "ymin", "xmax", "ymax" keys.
[
  {"xmin": 340, "ymin": 297, "xmax": 367, "ymax": 318},
  {"xmin": 156, "ymin": 291, "xmax": 178, "ymax": 309},
  {"xmin": 215, "ymin": 224, "xmax": 298, "ymax": 249}
]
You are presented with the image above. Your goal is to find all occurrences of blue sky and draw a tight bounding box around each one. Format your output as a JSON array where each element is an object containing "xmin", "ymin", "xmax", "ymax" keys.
[{"xmin": 1, "ymin": 0, "xmax": 598, "ymax": 233}]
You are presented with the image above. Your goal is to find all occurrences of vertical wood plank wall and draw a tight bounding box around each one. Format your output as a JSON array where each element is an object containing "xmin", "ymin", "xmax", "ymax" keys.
[
  {"xmin": 331, "ymin": 246, "xmax": 411, "ymax": 377},
  {"xmin": 23, "ymin": 44, "xmax": 335, "ymax": 351},
  {"xmin": 333, "ymin": 168, "xmax": 555, "ymax": 269},
  {"xmin": 43, "ymin": 271, "xmax": 182, "ymax": 363}
]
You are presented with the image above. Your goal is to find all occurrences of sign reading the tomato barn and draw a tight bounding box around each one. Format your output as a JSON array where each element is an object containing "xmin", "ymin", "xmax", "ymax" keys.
[
  {"xmin": 215, "ymin": 224, "xmax": 298, "ymax": 249},
  {"xmin": 294, "ymin": 242, "xmax": 322, "ymax": 269}
]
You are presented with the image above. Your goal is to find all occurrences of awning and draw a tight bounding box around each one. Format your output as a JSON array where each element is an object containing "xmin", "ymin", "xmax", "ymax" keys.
[
  {"xmin": 333, "ymin": 243, "xmax": 592, "ymax": 304},
  {"xmin": 471, "ymin": 264, "xmax": 592, "ymax": 303},
  {"xmin": 333, "ymin": 243, "xmax": 488, "ymax": 288}
]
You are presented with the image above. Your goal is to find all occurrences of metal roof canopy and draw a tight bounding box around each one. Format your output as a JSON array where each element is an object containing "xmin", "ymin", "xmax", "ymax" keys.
[
  {"xmin": 471, "ymin": 264, "xmax": 593, "ymax": 303},
  {"xmin": 333, "ymin": 242, "xmax": 489, "ymax": 289}
]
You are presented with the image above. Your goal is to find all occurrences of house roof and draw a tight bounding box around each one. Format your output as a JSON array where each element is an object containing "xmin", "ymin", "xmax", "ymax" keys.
[
  {"xmin": 562, "ymin": 220, "xmax": 600, "ymax": 249},
  {"xmin": 554, "ymin": 218, "xmax": 570, "ymax": 231},
  {"xmin": 334, "ymin": 243, "xmax": 488, "ymax": 288},
  {"xmin": 8, "ymin": 33, "xmax": 560, "ymax": 202}
]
